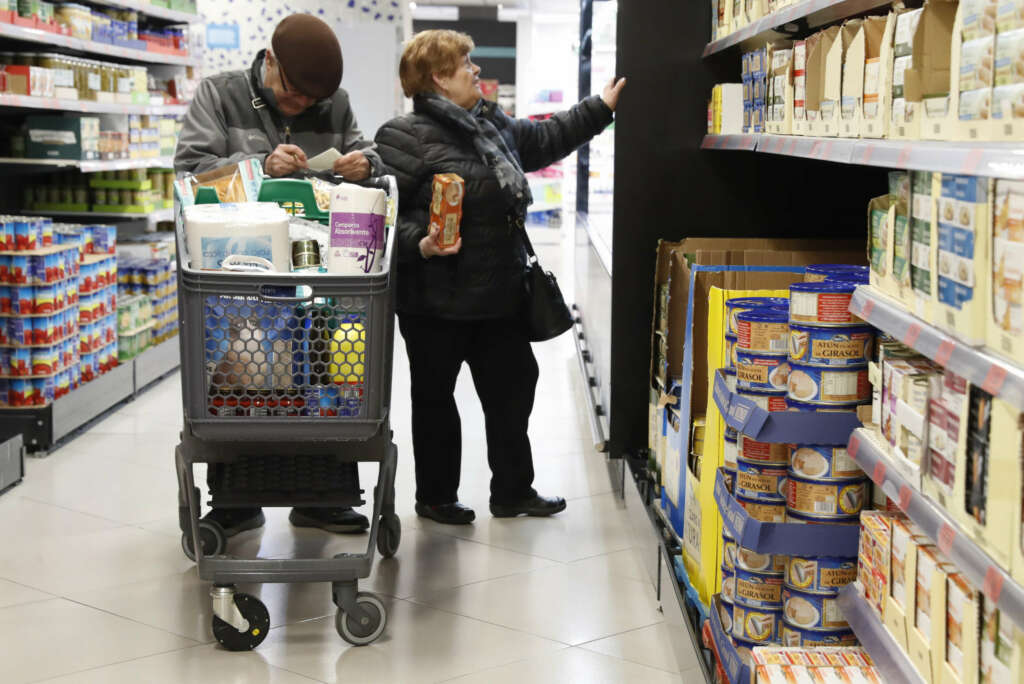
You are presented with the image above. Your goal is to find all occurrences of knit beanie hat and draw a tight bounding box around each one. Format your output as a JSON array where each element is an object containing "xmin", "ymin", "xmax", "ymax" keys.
[{"xmin": 271, "ymin": 14, "xmax": 343, "ymax": 100}]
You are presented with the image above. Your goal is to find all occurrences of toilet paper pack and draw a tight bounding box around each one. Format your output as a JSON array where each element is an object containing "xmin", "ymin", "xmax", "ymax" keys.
[
  {"xmin": 328, "ymin": 183, "xmax": 388, "ymax": 275},
  {"xmin": 183, "ymin": 202, "xmax": 291, "ymax": 272}
]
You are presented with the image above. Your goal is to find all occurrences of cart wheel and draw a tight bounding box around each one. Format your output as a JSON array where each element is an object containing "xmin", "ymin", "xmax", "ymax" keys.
[
  {"xmin": 181, "ymin": 520, "xmax": 226, "ymax": 562},
  {"xmin": 212, "ymin": 593, "xmax": 270, "ymax": 652},
  {"xmin": 377, "ymin": 515, "xmax": 401, "ymax": 559},
  {"xmin": 336, "ymin": 593, "xmax": 386, "ymax": 646}
]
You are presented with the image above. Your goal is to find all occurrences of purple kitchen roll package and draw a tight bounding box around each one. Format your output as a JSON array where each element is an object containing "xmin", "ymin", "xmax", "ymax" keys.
[{"xmin": 328, "ymin": 183, "xmax": 388, "ymax": 275}]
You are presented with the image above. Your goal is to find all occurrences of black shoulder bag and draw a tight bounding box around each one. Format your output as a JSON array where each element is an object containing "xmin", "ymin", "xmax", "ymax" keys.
[{"xmin": 521, "ymin": 227, "xmax": 573, "ymax": 342}]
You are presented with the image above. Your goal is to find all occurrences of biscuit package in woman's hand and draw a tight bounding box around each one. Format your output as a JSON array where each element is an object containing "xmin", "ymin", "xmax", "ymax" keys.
[{"xmin": 430, "ymin": 173, "xmax": 465, "ymax": 249}]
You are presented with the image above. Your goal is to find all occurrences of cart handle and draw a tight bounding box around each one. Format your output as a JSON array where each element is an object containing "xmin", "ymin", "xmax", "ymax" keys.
[{"xmin": 257, "ymin": 284, "xmax": 315, "ymax": 302}]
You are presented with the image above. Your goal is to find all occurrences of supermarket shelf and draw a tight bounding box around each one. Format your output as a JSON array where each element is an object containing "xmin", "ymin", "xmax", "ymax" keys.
[
  {"xmin": 90, "ymin": 0, "xmax": 202, "ymax": 24},
  {"xmin": 701, "ymin": 134, "xmax": 1024, "ymax": 179},
  {"xmin": 847, "ymin": 427, "xmax": 1024, "ymax": 630},
  {"xmin": 0, "ymin": 22, "xmax": 200, "ymax": 66},
  {"xmin": 0, "ymin": 156, "xmax": 174, "ymax": 172},
  {"xmin": 0, "ymin": 335, "xmax": 178, "ymax": 451},
  {"xmin": 23, "ymin": 207, "xmax": 174, "ymax": 223},
  {"xmin": 0, "ymin": 433, "xmax": 24, "ymax": 495},
  {"xmin": 704, "ymin": 0, "xmax": 893, "ymax": 56},
  {"xmin": 0, "ymin": 93, "xmax": 188, "ymax": 115},
  {"xmin": 850, "ymin": 285, "xmax": 1024, "ymax": 412},
  {"xmin": 836, "ymin": 584, "xmax": 926, "ymax": 684}
]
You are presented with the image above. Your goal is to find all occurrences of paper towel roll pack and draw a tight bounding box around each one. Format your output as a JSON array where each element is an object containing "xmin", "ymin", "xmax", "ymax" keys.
[
  {"xmin": 184, "ymin": 202, "xmax": 291, "ymax": 272},
  {"xmin": 328, "ymin": 183, "xmax": 388, "ymax": 274}
]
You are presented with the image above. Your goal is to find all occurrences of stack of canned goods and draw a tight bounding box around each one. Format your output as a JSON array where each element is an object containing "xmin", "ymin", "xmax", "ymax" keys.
[
  {"xmin": 786, "ymin": 265, "xmax": 872, "ymax": 525},
  {"xmin": 779, "ymin": 554, "xmax": 859, "ymax": 647},
  {"xmin": 722, "ymin": 524, "xmax": 788, "ymax": 648},
  {"xmin": 728, "ymin": 296, "xmax": 791, "ymax": 523}
]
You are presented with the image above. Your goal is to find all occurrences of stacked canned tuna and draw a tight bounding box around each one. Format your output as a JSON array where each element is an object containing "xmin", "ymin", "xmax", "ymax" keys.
[
  {"xmin": 725, "ymin": 296, "xmax": 791, "ymax": 649},
  {"xmin": 780, "ymin": 264, "xmax": 872, "ymax": 647}
]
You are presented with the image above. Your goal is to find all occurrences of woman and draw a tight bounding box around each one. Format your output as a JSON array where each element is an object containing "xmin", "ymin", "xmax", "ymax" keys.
[{"xmin": 375, "ymin": 30, "xmax": 625, "ymax": 525}]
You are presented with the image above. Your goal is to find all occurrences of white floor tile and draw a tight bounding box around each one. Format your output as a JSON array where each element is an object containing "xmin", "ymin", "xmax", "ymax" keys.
[
  {"xmin": 257, "ymin": 598, "xmax": 565, "ymax": 684},
  {"xmin": 0, "ymin": 599, "xmax": 195, "ymax": 684},
  {"xmin": 0, "ymin": 578, "xmax": 52, "ymax": 609},
  {"xmin": 412, "ymin": 561, "xmax": 663, "ymax": 646},
  {"xmin": 440, "ymin": 646, "xmax": 682, "ymax": 684},
  {"xmin": 38, "ymin": 644, "xmax": 321, "ymax": 684},
  {"xmin": 567, "ymin": 548, "xmax": 651, "ymax": 584},
  {"xmin": 580, "ymin": 622, "xmax": 690, "ymax": 674}
]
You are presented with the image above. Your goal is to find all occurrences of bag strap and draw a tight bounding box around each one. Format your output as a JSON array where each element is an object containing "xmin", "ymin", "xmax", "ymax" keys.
[
  {"xmin": 246, "ymin": 70, "xmax": 283, "ymax": 149},
  {"xmin": 514, "ymin": 216, "xmax": 538, "ymax": 263}
]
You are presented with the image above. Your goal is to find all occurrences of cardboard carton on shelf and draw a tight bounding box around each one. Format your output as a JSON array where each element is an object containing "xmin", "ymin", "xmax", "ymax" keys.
[
  {"xmin": 907, "ymin": 0, "xmax": 959, "ymax": 141},
  {"xmin": 935, "ymin": 175, "xmax": 992, "ymax": 347},
  {"xmin": 908, "ymin": 544, "xmax": 955, "ymax": 684},
  {"xmin": 797, "ymin": 30, "xmax": 825, "ymax": 136},
  {"xmin": 839, "ymin": 18, "xmax": 866, "ymax": 138},
  {"xmin": 862, "ymin": 13, "xmax": 898, "ymax": 139},
  {"xmin": 988, "ymin": 177, "xmax": 1024, "ymax": 365},
  {"xmin": 808, "ymin": 25, "xmax": 842, "ymax": 137},
  {"xmin": 910, "ymin": 171, "xmax": 939, "ymax": 324},
  {"xmin": 730, "ymin": 0, "xmax": 747, "ymax": 34},
  {"xmin": 952, "ymin": 395, "xmax": 1022, "ymax": 571},
  {"xmin": 661, "ymin": 237, "xmax": 864, "ymax": 607},
  {"xmin": 868, "ymin": 193, "xmax": 900, "ymax": 299},
  {"xmin": 765, "ymin": 41, "xmax": 794, "ymax": 135},
  {"xmin": 892, "ymin": 7, "xmax": 926, "ymax": 140},
  {"xmin": 953, "ymin": 1, "xmax": 999, "ymax": 142},
  {"xmin": 884, "ymin": 518, "xmax": 931, "ymax": 653},
  {"xmin": 921, "ymin": 370, "xmax": 969, "ymax": 512},
  {"xmin": 25, "ymin": 115, "xmax": 99, "ymax": 161},
  {"xmin": 940, "ymin": 573, "xmax": 981, "ymax": 684}
]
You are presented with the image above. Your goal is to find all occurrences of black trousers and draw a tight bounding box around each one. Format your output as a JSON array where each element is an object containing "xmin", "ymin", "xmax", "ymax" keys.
[{"xmin": 398, "ymin": 313, "xmax": 539, "ymax": 506}]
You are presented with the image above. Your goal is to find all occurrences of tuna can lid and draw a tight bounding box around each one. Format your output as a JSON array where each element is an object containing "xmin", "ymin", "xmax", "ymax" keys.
[
  {"xmin": 789, "ymin": 280, "xmax": 858, "ymax": 295},
  {"xmin": 736, "ymin": 308, "xmax": 789, "ymax": 324},
  {"xmin": 726, "ymin": 296, "xmax": 789, "ymax": 309},
  {"xmin": 806, "ymin": 264, "xmax": 868, "ymax": 279}
]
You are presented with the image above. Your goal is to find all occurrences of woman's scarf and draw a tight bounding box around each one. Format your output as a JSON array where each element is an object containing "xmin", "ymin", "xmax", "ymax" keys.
[{"xmin": 414, "ymin": 92, "xmax": 533, "ymax": 215}]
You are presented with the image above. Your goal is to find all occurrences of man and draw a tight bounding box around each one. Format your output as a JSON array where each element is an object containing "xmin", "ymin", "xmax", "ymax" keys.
[
  {"xmin": 175, "ymin": 13, "xmax": 381, "ymax": 180},
  {"xmin": 175, "ymin": 14, "xmax": 377, "ymax": 538}
]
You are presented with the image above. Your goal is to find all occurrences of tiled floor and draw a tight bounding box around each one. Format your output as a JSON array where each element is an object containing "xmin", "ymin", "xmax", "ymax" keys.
[{"xmin": 0, "ymin": 239, "xmax": 703, "ymax": 683}]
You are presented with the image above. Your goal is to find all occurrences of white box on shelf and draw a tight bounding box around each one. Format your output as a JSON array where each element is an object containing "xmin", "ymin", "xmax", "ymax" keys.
[
  {"xmin": 766, "ymin": 41, "xmax": 794, "ymax": 135},
  {"xmin": 891, "ymin": 8, "xmax": 925, "ymax": 140},
  {"xmin": 863, "ymin": 13, "xmax": 897, "ymax": 139},
  {"xmin": 839, "ymin": 18, "xmax": 866, "ymax": 138},
  {"xmin": 811, "ymin": 26, "xmax": 843, "ymax": 137},
  {"xmin": 910, "ymin": 0, "xmax": 960, "ymax": 141}
]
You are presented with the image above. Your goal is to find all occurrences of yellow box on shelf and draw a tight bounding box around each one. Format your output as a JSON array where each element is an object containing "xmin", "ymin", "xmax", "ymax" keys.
[{"xmin": 683, "ymin": 285, "xmax": 789, "ymax": 608}]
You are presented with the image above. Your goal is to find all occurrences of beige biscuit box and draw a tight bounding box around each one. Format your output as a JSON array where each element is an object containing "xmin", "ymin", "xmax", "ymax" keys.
[
  {"xmin": 911, "ymin": 171, "xmax": 939, "ymax": 324},
  {"xmin": 885, "ymin": 519, "xmax": 931, "ymax": 652},
  {"xmin": 839, "ymin": 18, "xmax": 866, "ymax": 137},
  {"xmin": 986, "ymin": 180, "xmax": 1024, "ymax": 365},
  {"xmin": 951, "ymin": 393, "xmax": 1020, "ymax": 575},
  {"xmin": 936, "ymin": 175, "xmax": 993, "ymax": 347},
  {"xmin": 910, "ymin": 545, "xmax": 956, "ymax": 684},
  {"xmin": 942, "ymin": 573, "xmax": 981, "ymax": 684},
  {"xmin": 861, "ymin": 13, "xmax": 896, "ymax": 139}
]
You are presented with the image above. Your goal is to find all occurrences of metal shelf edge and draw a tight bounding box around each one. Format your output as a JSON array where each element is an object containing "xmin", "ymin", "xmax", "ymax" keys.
[
  {"xmin": 836, "ymin": 584, "xmax": 926, "ymax": 684},
  {"xmin": 850, "ymin": 285, "xmax": 1024, "ymax": 412},
  {"xmin": 704, "ymin": 0, "xmax": 893, "ymax": 56}
]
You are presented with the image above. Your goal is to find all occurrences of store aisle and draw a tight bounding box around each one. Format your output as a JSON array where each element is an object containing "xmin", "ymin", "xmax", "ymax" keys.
[{"xmin": 0, "ymin": 239, "xmax": 701, "ymax": 684}]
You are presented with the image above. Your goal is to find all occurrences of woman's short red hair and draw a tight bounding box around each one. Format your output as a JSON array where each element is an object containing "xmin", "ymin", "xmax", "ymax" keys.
[{"xmin": 399, "ymin": 29, "xmax": 475, "ymax": 98}]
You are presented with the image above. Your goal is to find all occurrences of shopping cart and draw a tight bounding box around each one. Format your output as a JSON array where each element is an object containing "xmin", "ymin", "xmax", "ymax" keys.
[{"xmin": 173, "ymin": 175, "xmax": 400, "ymax": 651}]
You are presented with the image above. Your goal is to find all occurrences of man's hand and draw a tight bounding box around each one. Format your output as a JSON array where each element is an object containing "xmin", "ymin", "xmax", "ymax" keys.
[
  {"xmin": 264, "ymin": 144, "xmax": 308, "ymax": 177},
  {"xmin": 333, "ymin": 150, "xmax": 371, "ymax": 181},
  {"xmin": 419, "ymin": 224, "xmax": 461, "ymax": 259},
  {"xmin": 601, "ymin": 77, "xmax": 627, "ymax": 112}
]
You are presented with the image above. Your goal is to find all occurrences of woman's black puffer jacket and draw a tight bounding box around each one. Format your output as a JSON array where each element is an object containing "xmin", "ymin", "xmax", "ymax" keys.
[{"xmin": 374, "ymin": 94, "xmax": 613, "ymax": 320}]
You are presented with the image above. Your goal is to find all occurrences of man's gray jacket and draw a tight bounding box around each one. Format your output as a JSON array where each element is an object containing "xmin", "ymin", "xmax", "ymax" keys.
[{"xmin": 174, "ymin": 50, "xmax": 382, "ymax": 176}]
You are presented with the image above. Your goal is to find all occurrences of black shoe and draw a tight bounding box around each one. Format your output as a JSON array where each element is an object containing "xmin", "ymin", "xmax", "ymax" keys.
[
  {"xmin": 490, "ymin": 495, "xmax": 567, "ymax": 518},
  {"xmin": 202, "ymin": 507, "xmax": 266, "ymax": 538},
  {"xmin": 415, "ymin": 502, "xmax": 476, "ymax": 525},
  {"xmin": 289, "ymin": 507, "xmax": 369, "ymax": 534}
]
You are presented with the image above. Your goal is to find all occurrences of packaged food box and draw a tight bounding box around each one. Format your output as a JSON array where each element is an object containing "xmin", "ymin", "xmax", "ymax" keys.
[
  {"xmin": 891, "ymin": 8, "xmax": 923, "ymax": 132},
  {"xmin": 936, "ymin": 175, "xmax": 992, "ymax": 346},
  {"xmin": 911, "ymin": 544, "xmax": 952, "ymax": 682},
  {"xmin": 429, "ymin": 173, "xmax": 464, "ymax": 250},
  {"xmin": 964, "ymin": 0, "xmax": 1000, "ymax": 41},
  {"xmin": 944, "ymin": 573, "xmax": 981, "ymax": 684}
]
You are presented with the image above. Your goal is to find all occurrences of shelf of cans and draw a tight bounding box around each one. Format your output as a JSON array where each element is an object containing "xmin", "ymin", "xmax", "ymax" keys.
[
  {"xmin": 26, "ymin": 168, "xmax": 176, "ymax": 218},
  {"xmin": 116, "ymin": 293, "xmax": 152, "ymax": 361},
  {"xmin": 117, "ymin": 255, "xmax": 176, "ymax": 344},
  {"xmin": 713, "ymin": 265, "xmax": 880, "ymax": 669},
  {"xmin": 0, "ymin": 218, "xmax": 119, "ymax": 408}
]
